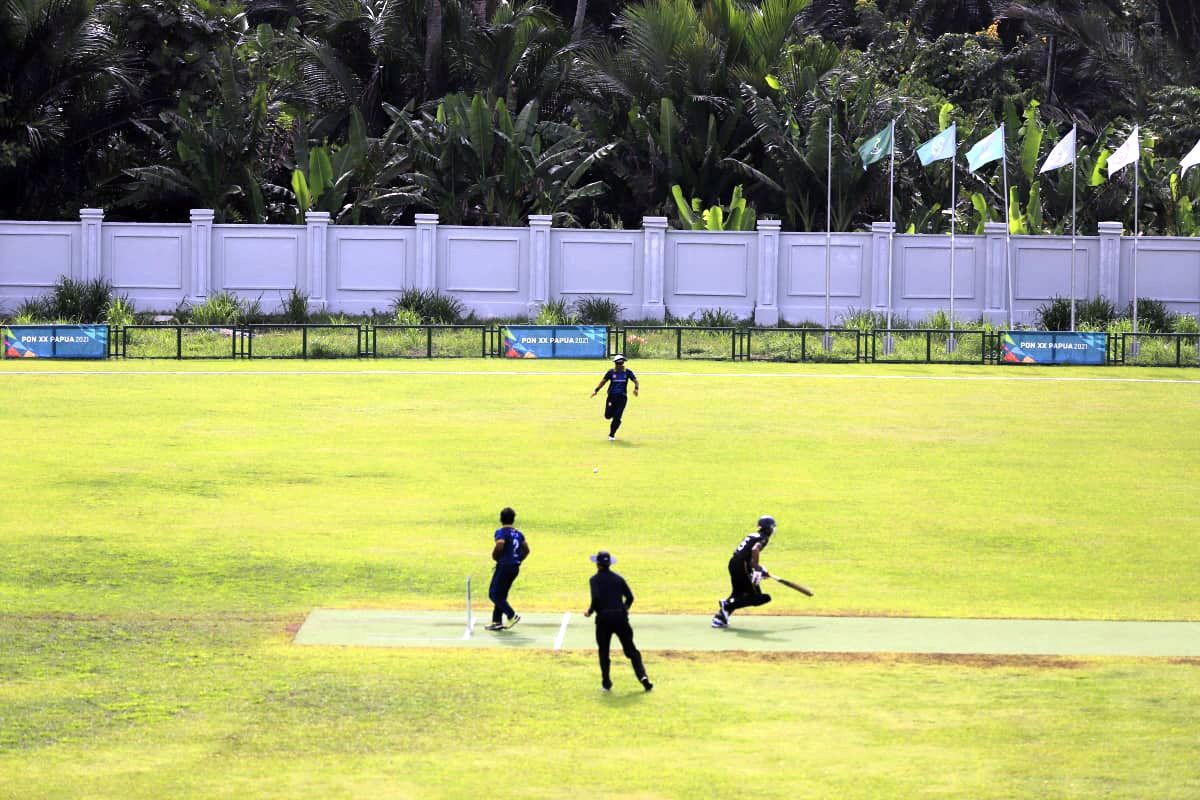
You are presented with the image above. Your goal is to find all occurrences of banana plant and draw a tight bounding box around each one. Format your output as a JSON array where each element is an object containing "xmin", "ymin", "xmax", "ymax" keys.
[
  {"xmin": 291, "ymin": 109, "xmax": 371, "ymax": 223},
  {"xmin": 671, "ymin": 184, "xmax": 757, "ymax": 230}
]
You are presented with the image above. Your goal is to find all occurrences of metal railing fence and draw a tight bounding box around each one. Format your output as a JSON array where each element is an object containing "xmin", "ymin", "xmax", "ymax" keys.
[{"xmin": 6, "ymin": 323, "xmax": 1198, "ymax": 367}]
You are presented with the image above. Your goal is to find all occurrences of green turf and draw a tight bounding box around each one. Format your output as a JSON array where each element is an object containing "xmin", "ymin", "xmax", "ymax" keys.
[{"xmin": 2, "ymin": 359, "xmax": 1199, "ymax": 797}]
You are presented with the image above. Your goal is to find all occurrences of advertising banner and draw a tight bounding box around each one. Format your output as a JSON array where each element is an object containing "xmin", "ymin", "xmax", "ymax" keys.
[
  {"xmin": 3, "ymin": 325, "xmax": 109, "ymax": 359},
  {"xmin": 1001, "ymin": 331, "xmax": 1106, "ymax": 365},
  {"xmin": 501, "ymin": 325, "xmax": 607, "ymax": 359}
]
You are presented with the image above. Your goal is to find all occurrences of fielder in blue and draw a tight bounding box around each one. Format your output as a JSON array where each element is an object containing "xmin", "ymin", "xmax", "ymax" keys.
[
  {"xmin": 486, "ymin": 507, "xmax": 529, "ymax": 631},
  {"xmin": 590, "ymin": 354, "xmax": 639, "ymax": 440}
]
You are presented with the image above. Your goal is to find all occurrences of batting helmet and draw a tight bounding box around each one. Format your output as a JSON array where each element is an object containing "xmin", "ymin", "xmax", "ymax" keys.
[{"xmin": 757, "ymin": 515, "xmax": 776, "ymax": 533}]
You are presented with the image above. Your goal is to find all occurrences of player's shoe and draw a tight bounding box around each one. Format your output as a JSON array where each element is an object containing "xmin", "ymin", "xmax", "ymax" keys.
[
  {"xmin": 484, "ymin": 622, "xmax": 504, "ymax": 631},
  {"xmin": 714, "ymin": 600, "xmax": 729, "ymax": 624},
  {"xmin": 710, "ymin": 616, "xmax": 727, "ymax": 628},
  {"xmin": 601, "ymin": 679, "xmax": 612, "ymax": 692},
  {"xmin": 506, "ymin": 613, "xmax": 521, "ymax": 629},
  {"xmin": 640, "ymin": 677, "xmax": 654, "ymax": 692},
  {"xmin": 608, "ymin": 435, "xmax": 615, "ymax": 441}
]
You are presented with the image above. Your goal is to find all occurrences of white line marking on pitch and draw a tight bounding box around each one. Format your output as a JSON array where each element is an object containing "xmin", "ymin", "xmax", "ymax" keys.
[
  {"xmin": 553, "ymin": 612, "xmax": 571, "ymax": 651},
  {"xmin": 3, "ymin": 368, "xmax": 1199, "ymax": 385}
]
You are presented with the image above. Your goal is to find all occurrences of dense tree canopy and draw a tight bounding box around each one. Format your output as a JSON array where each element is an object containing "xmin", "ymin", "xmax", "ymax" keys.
[{"xmin": 2, "ymin": 0, "xmax": 1199, "ymax": 233}]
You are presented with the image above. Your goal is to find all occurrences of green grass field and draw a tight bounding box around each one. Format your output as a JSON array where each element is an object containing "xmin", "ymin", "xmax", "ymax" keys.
[{"xmin": 2, "ymin": 359, "xmax": 1199, "ymax": 798}]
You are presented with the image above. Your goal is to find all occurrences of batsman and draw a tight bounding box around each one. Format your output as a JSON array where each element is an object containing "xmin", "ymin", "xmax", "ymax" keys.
[{"xmin": 712, "ymin": 515, "xmax": 778, "ymax": 628}]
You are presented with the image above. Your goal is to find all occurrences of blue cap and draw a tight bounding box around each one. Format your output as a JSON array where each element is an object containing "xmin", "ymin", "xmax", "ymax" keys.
[{"xmin": 589, "ymin": 551, "xmax": 614, "ymax": 566}]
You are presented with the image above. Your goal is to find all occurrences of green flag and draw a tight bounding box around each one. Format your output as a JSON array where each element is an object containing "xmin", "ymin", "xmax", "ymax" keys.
[
  {"xmin": 858, "ymin": 123, "xmax": 893, "ymax": 170},
  {"xmin": 917, "ymin": 124, "xmax": 956, "ymax": 166}
]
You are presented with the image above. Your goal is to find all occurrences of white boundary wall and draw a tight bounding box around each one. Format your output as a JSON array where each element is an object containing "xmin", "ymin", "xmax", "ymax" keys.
[{"xmin": 3, "ymin": 210, "xmax": 1199, "ymax": 324}]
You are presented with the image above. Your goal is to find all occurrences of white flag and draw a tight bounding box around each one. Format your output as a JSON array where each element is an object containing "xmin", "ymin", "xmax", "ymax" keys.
[
  {"xmin": 1107, "ymin": 126, "xmax": 1139, "ymax": 177},
  {"xmin": 1181, "ymin": 138, "xmax": 1200, "ymax": 177},
  {"xmin": 1039, "ymin": 126, "xmax": 1077, "ymax": 173}
]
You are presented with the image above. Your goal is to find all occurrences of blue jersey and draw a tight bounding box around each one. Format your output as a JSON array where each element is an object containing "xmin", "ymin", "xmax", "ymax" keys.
[
  {"xmin": 494, "ymin": 527, "xmax": 527, "ymax": 565},
  {"xmin": 603, "ymin": 368, "xmax": 637, "ymax": 396}
]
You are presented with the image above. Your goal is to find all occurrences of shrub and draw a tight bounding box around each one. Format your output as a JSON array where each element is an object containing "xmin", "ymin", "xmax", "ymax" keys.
[
  {"xmin": 1128, "ymin": 298, "xmax": 1171, "ymax": 332},
  {"xmin": 48, "ymin": 276, "xmax": 113, "ymax": 322},
  {"xmin": 391, "ymin": 289, "xmax": 464, "ymax": 324},
  {"xmin": 104, "ymin": 295, "xmax": 136, "ymax": 328},
  {"xmin": 839, "ymin": 307, "xmax": 888, "ymax": 332},
  {"xmin": 1078, "ymin": 296, "xmax": 1117, "ymax": 329},
  {"xmin": 535, "ymin": 298, "xmax": 576, "ymax": 325},
  {"xmin": 190, "ymin": 292, "xmax": 249, "ymax": 326},
  {"xmin": 1173, "ymin": 314, "xmax": 1200, "ymax": 334},
  {"xmin": 574, "ymin": 296, "xmax": 624, "ymax": 325},
  {"xmin": 14, "ymin": 296, "xmax": 54, "ymax": 323},
  {"xmin": 281, "ymin": 288, "xmax": 310, "ymax": 324},
  {"xmin": 694, "ymin": 307, "xmax": 739, "ymax": 327},
  {"xmin": 921, "ymin": 309, "xmax": 962, "ymax": 330},
  {"xmin": 1035, "ymin": 296, "xmax": 1072, "ymax": 331}
]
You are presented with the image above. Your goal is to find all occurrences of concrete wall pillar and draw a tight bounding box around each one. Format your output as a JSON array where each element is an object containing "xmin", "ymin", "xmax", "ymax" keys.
[
  {"xmin": 754, "ymin": 219, "xmax": 781, "ymax": 325},
  {"xmin": 80, "ymin": 208, "xmax": 104, "ymax": 282},
  {"xmin": 528, "ymin": 214, "xmax": 552, "ymax": 314},
  {"xmin": 188, "ymin": 209, "xmax": 214, "ymax": 301},
  {"xmin": 1097, "ymin": 221, "xmax": 1123, "ymax": 303},
  {"xmin": 306, "ymin": 211, "xmax": 330, "ymax": 306},
  {"xmin": 414, "ymin": 213, "xmax": 439, "ymax": 291},
  {"xmin": 870, "ymin": 221, "xmax": 896, "ymax": 311},
  {"xmin": 983, "ymin": 221, "xmax": 1009, "ymax": 320},
  {"xmin": 641, "ymin": 217, "xmax": 667, "ymax": 320}
]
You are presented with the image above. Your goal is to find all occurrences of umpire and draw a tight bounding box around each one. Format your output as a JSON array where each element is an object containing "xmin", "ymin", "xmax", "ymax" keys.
[{"xmin": 585, "ymin": 551, "xmax": 652, "ymax": 693}]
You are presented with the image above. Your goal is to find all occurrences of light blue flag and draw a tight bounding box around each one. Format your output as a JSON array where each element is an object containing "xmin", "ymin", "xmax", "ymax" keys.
[
  {"xmin": 917, "ymin": 124, "xmax": 956, "ymax": 166},
  {"xmin": 966, "ymin": 126, "xmax": 1004, "ymax": 173}
]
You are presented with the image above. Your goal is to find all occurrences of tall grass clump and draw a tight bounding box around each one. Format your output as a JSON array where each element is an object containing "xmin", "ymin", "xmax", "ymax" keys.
[
  {"xmin": 281, "ymin": 288, "xmax": 310, "ymax": 324},
  {"xmin": 46, "ymin": 276, "xmax": 113, "ymax": 322},
  {"xmin": 1174, "ymin": 314, "xmax": 1199, "ymax": 334},
  {"xmin": 188, "ymin": 292, "xmax": 264, "ymax": 326},
  {"xmin": 574, "ymin": 296, "xmax": 624, "ymax": 325},
  {"xmin": 392, "ymin": 307, "xmax": 422, "ymax": 326},
  {"xmin": 694, "ymin": 307, "xmax": 740, "ymax": 327},
  {"xmin": 840, "ymin": 308, "xmax": 888, "ymax": 332},
  {"xmin": 104, "ymin": 295, "xmax": 136, "ymax": 328},
  {"xmin": 391, "ymin": 289, "xmax": 464, "ymax": 324},
  {"xmin": 534, "ymin": 298, "xmax": 576, "ymax": 325},
  {"xmin": 13, "ymin": 296, "xmax": 54, "ymax": 323}
]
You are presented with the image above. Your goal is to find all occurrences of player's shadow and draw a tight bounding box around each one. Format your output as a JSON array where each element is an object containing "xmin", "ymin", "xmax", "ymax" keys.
[
  {"xmin": 721, "ymin": 624, "xmax": 815, "ymax": 642},
  {"xmin": 599, "ymin": 690, "xmax": 653, "ymax": 706}
]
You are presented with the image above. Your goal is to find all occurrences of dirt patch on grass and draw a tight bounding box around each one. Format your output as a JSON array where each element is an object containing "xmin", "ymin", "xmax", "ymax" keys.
[{"xmin": 653, "ymin": 649, "xmax": 1088, "ymax": 669}]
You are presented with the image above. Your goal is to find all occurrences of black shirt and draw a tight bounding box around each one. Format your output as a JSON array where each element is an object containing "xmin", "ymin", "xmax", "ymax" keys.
[
  {"xmin": 587, "ymin": 570, "xmax": 634, "ymax": 616},
  {"xmin": 730, "ymin": 532, "xmax": 770, "ymax": 567}
]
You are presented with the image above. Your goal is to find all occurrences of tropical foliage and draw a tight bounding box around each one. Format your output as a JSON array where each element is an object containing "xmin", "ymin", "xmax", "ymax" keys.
[{"xmin": 3, "ymin": 0, "xmax": 1200, "ymax": 233}]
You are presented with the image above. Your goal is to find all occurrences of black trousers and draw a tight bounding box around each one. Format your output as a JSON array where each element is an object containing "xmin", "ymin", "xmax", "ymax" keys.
[
  {"xmin": 724, "ymin": 559, "xmax": 771, "ymax": 613},
  {"xmin": 604, "ymin": 394, "xmax": 628, "ymax": 436},
  {"xmin": 594, "ymin": 612, "xmax": 646, "ymax": 683},
  {"xmin": 489, "ymin": 563, "xmax": 520, "ymax": 623}
]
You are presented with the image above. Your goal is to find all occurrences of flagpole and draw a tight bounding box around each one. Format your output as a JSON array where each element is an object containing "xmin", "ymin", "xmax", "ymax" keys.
[
  {"xmin": 949, "ymin": 127, "xmax": 957, "ymax": 347},
  {"xmin": 1002, "ymin": 124, "xmax": 1013, "ymax": 330},
  {"xmin": 825, "ymin": 114, "xmax": 832, "ymax": 343},
  {"xmin": 1070, "ymin": 129, "xmax": 1077, "ymax": 331},
  {"xmin": 886, "ymin": 118, "xmax": 896, "ymax": 351},
  {"xmin": 1133, "ymin": 145, "xmax": 1139, "ymax": 343}
]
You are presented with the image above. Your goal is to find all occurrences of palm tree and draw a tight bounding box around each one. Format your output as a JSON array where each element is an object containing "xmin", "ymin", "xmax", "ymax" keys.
[{"xmin": 0, "ymin": 0, "xmax": 134, "ymax": 217}]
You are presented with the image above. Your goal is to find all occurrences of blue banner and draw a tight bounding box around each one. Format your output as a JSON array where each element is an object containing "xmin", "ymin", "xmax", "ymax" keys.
[
  {"xmin": 1001, "ymin": 331, "xmax": 1107, "ymax": 365},
  {"xmin": 3, "ymin": 325, "xmax": 109, "ymax": 359},
  {"xmin": 501, "ymin": 325, "xmax": 607, "ymax": 359}
]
